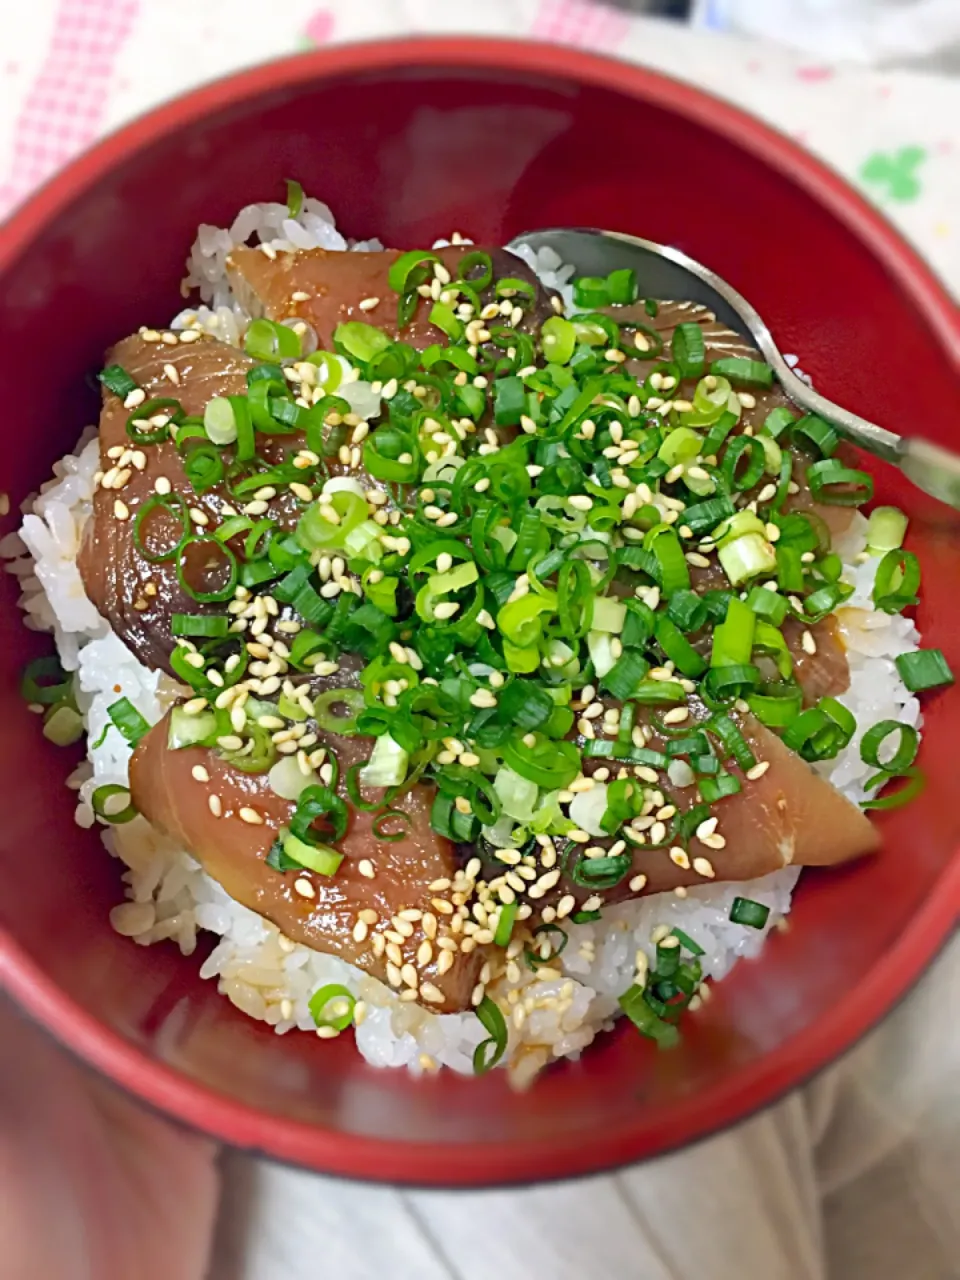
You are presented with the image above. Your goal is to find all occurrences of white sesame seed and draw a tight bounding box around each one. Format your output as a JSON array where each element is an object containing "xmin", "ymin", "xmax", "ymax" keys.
[
  {"xmin": 208, "ymin": 794, "xmax": 223, "ymax": 817},
  {"xmin": 294, "ymin": 877, "xmax": 316, "ymax": 899},
  {"xmin": 358, "ymin": 859, "xmax": 375, "ymax": 880},
  {"xmin": 801, "ymin": 630, "xmax": 817, "ymax": 655},
  {"xmin": 191, "ymin": 765, "xmax": 210, "ymax": 783},
  {"xmin": 746, "ymin": 760, "xmax": 770, "ymax": 781},
  {"xmin": 669, "ymin": 846, "xmax": 691, "ymax": 869}
]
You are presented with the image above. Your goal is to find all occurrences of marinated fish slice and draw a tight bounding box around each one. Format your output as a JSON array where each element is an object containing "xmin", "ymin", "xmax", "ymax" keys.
[
  {"xmin": 225, "ymin": 245, "xmax": 558, "ymax": 350},
  {"xmin": 616, "ymin": 299, "xmax": 855, "ymax": 539},
  {"xmin": 562, "ymin": 710, "xmax": 880, "ymax": 912},
  {"xmin": 781, "ymin": 613, "xmax": 849, "ymax": 705},
  {"xmin": 130, "ymin": 710, "xmax": 484, "ymax": 1014},
  {"xmin": 78, "ymin": 333, "xmax": 259, "ymax": 673}
]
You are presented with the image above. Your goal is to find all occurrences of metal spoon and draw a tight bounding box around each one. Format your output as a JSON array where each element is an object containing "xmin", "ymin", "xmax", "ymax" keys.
[{"xmin": 507, "ymin": 227, "xmax": 960, "ymax": 510}]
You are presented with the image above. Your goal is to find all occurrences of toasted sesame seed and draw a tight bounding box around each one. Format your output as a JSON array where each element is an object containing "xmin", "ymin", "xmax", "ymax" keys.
[
  {"xmin": 293, "ymin": 877, "xmax": 315, "ymax": 899},
  {"xmin": 357, "ymin": 859, "xmax": 375, "ymax": 880},
  {"xmin": 693, "ymin": 856, "xmax": 716, "ymax": 878},
  {"xmin": 746, "ymin": 760, "xmax": 771, "ymax": 781},
  {"xmin": 662, "ymin": 706, "xmax": 688, "ymax": 725},
  {"xmin": 568, "ymin": 494, "xmax": 593, "ymax": 512},
  {"xmin": 113, "ymin": 499, "xmax": 129, "ymax": 520},
  {"xmin": 669, "ymin": 846, "xmax": 691, "ymax": 869},
  {"xmin": 239, "ymin": 807, "xmax": 264, "ymax": 825},
  {"xmin": 191, "ymin": 765, "xmax": 210, "ymax": 783},
  {"xmin": 801, "ymin": 630, "xmax": 817, "ymax": 655},
  {"xmin": 469, "ymin": 689, "xmax": 497, "ymax": 709}
]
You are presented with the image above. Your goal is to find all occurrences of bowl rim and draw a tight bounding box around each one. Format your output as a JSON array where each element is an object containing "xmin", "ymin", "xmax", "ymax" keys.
[{"xmin": 1, "ymin": 36, "xmax": 959, "ymax": 1188}]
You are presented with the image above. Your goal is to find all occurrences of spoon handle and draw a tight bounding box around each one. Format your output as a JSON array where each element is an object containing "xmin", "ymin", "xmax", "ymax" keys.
[{"xmin": 770, "ymin": 358, "xmax": 960, "ymax": 512}]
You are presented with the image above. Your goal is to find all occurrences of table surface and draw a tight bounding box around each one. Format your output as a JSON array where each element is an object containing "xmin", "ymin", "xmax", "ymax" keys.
[{"xmin": 2, "ymin": 5, "xmax": 958, "ymax": 1278}]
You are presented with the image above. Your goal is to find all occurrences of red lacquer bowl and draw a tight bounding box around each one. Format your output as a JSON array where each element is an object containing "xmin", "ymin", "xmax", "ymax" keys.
[{"xmin": 0, "ymin": 39, "xmax": 958, "ymax": 1187}]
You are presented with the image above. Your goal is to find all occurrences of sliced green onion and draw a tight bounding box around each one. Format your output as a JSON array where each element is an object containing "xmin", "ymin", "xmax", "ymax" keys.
[
  {"xmin": 747, "ymin": 682, "xmax": 802, "ymax": 728},
  {"xmin": 645, "ymin": 526, "xmax": 689, "ymax": 595},
  {"xmin": 605, "ymin": 268, "xmax": 638, "ymax": 305},
  {"xmin": 21, "ymin": 655, "xmax": 72, "ymax": 706},
  {"xmin": 279, "ymin": 831, "xmax": 343, "ymax": 876},
  {"xmin": 658, "ymin": 427, "xmax": 702, "ymax": 468},
  {"xmin": 494, "ymin": 902, "xmax": 518, "ymax": 947},
  {"xmin": 308, "ymin": 984, "xmax": 356, "ymax": 1030},
  {"xmin": 746, "ymin": 585, "xmax": 788, "ymax": 627},
  {"xmin": 525, "ymin": 923, "xmax": 568, "ymax": 970},
  {"xmin": 43, "ymin": 703, "xmax": 84, "ymax": 746},
  {"xmin": 312, "ymin": 687, "xmax": 364, "ymax": 735},
  {"xmin": 711, "ymin": 596, "xmax": 756, "ymax": 667},
  {"xmin": 657, "ymin": 615, "xmax": 707, "ymax": 677},
  {"xmin": 860, "ymin": 720, "xmax": 919, "ymax": 773},
  {"xmin": 682, "ymin": 496, "xmax": 734, "ymax": 537},
  {"xmin": 428, "ymin": 301, "xmax": 463, "ymax": 341},
  {"xmin": 670, "ymin": 928, "xmax": 705, "ymax": 957},
  {"xmin": 540, "ymin": 315, "xmax": 576, "ymax": 365},
  {"xmin": 763, "ymin": 406, "xmax": 796, "ymax": 439},
  {"xmin": 494, "ymin": 375, "xmax": 525, "ymax": 426},
  {"xmin": 782, "ymin": 696, "xmax": 856, "ymax": 762},
  {"xmin": 503, "ymin": 734, "xmax": 581, "ymax": 791},
  {"xmin": 170, "ymin": 613, "xmax": 229, "ymax": 639},
  {"xmin": 92, "ymin": 783, "xmax": 138, "ymax": 824},
  {"xmin": 244, "ymin": 318, "xmax": 300, "ymax": 361},
  {"xmin": 866, "ymin": 506, "xmax": 908, "ymax": 556},
  {"xmin": 671, "ymin": 323, "xmax": 706, "ymax": 380},
  {"xmin": 570, "ymin": 852, "xmax": 631, "ymax": 890},
  {"xmin": 709, "ymin": 357, "xmax": 774, "ymax": 390},
  {"xmin": 872, "ymin": 549, "xmax": 920, "ymax": 614},
  {"xmin": 176, "ymin": 535, "xmax": 238, "ymax": 603},
  {"xmin": 286, "ymin": 178, "xmax": 304, "ymax": 217},
  {"xmin": 126, "ymin": 396, "xmax": 182, "ymax": 446},
  {"xmin": 861, "ymin": 766, "xmax": 926, "ymax": 811},
  {"xmin": 806, "ymin": 459, "xmax": 873, "ymax": 506},
  {"xmin": 895, "ymin": 648, "xmax": 954, "ymax": 693},
  {"xmin": 473, "ymin": 995, "xmax": 508, "ymax": 1074},
  {"xmin": 98, "ymin": 364, "xmax": 138, "ymax": 398},
  {"xmin": 572, "ymin": 276, "xmax": 609, "ymax": 309},
  {"xmin": 203, "ymin": 396, "xmax": 239, "ymax": 446},
  {"xmin": 618, "ymin": 985, "xmax": 681, "ymax": 1048},
  {"xmin": 107, "ymin": 697, "xmax": 150, "ymax": 747},
  {"xmin": 791, "ymin": 414, "xmax": 838, "ymax": 457},
  {"xmin": 729, "ymin": 897, "xmax": 770, "ymax": 928},
  {"xmin": 721, "ymin": 436, "xmax": 766, "ymax": 492}
]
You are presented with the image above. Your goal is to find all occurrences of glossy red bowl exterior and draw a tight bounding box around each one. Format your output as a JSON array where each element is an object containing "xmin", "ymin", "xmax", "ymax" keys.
[{"xmin": 1, "ymin": 38, "xmax": 958, "ymax": 1188}]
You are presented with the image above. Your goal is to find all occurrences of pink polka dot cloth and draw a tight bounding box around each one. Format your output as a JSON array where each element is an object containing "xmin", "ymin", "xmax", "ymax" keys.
[{"xmin": 1, "ymin": 0, "xmax": 958, "ymax": 295}]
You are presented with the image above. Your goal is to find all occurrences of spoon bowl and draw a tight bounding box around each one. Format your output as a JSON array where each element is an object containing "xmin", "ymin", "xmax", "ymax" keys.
[{"xmin": 509, "ymin": 227, "xmax": 960, "ymax": 507}]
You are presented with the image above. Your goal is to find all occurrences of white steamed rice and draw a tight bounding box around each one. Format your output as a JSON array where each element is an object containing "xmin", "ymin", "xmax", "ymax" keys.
[{"xmin": 0, "ymin": 196, "xmax": 922, "ymax": 1086}]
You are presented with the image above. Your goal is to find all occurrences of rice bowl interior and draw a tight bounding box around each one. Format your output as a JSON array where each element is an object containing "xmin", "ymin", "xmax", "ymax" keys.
[{"xmin": 3, "ymin": 189, "xmax": 939, "ymax": 1091}]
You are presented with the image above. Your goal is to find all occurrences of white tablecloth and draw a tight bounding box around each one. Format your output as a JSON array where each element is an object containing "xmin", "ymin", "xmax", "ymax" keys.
[{"xmin": 2, "ymin": 5, "xmax": 957, "ymax": 1277}]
